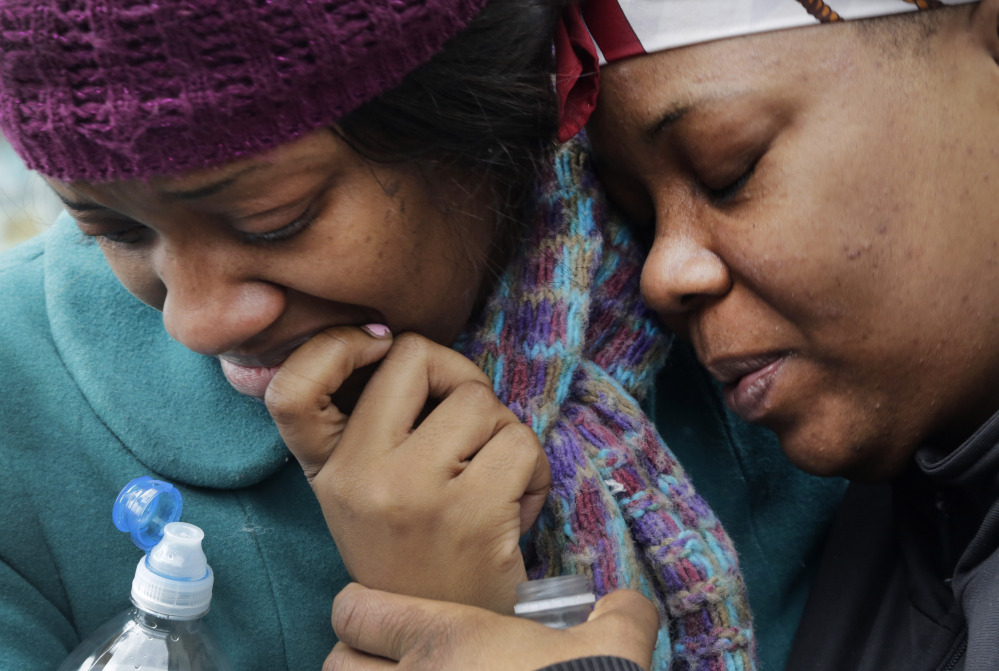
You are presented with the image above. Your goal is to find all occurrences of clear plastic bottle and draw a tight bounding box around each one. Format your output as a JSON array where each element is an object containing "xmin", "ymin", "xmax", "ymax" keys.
[
  {"xmin": 513, "ymin": 574, "xmax": 596, "ymax": 629},
  {"xmin": 57, "ymin": 476, "xmax": 233, "ymax": 671}
]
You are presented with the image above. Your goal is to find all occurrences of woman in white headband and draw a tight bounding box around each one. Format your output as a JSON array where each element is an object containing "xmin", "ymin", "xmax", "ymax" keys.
[{"xmin": 327, "ymin": 1, "xmax": 999, "ymax": 670}]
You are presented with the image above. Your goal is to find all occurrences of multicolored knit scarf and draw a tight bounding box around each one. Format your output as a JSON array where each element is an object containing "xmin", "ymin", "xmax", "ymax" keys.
[{"xmin": 457, "ymin": 137, "xmax": 755, "ymax": 671}]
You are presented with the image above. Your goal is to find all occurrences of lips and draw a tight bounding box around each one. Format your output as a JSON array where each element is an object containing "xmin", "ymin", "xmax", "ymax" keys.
[
  {"xmin": 217, "ymin": 332, "xmax": 316, "ymax": 399},
  {"xmin": 707, "ymin": 353, "xmax": 788, "ymax": 422},
  {"xmin": 218, "ymin": 358, "xmax": 283, "ymax": 399}
]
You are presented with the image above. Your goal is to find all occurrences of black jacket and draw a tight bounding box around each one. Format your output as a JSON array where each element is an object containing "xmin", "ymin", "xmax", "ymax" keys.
[
  {"xmin": 787, "ymin": 411, "xmax": 999, "ymax": 671},
  {"xmin": 539, "ymin": 658, "xmax": 644, "ymax": 671}
]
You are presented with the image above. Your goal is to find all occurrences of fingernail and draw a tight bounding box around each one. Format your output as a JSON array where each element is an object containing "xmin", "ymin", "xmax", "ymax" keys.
[{"xmin": 361, "ymin": 323, "xmax": 391, "ymax": 338}]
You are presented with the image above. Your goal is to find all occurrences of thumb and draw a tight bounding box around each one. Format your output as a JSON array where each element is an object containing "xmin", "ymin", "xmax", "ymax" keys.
[{"xmin": 579, "ymin": 590, "xmax": 660, "ymax": 670}]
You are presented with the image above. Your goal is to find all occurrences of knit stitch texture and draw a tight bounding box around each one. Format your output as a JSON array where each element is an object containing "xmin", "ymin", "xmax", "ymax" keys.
[
  {"xmin": 0, "ymin": 0, "xmax": 486, "ymax": 182},
  {"xmin": 458, "ymin": 137, "xmax": 756, "ymax": 671}
]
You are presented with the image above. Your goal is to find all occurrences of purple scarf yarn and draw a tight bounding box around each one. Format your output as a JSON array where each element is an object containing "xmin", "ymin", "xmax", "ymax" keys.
[{"xmin": 458, "ymin": 138, "xmax": 756, "ymax": 671}]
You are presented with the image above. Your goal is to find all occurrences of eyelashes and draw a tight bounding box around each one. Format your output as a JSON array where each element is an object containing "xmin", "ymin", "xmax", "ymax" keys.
[
  {"xmin": 240, "ymin": 209, "xmax": 319, "ymax": 244},
  {"xmin": 74, "ymin": 208, "xmax": 320, "ymax": 248},
  {"xmin": 74, "ymin": 222, "xmax": 149, "ymax": 246},
  {"xmin": 704, "ymin": 159, "xmax": 758, "ymax": 205},
  {"xmin": 100, "ymin": 226, "xmax": 147, "ymax": 245}
]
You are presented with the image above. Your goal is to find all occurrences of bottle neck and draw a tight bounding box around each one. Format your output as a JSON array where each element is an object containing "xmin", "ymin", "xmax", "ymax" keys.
[{"xmin": 130, "ymin": 600, "xmax": 209, "ymax": 625}]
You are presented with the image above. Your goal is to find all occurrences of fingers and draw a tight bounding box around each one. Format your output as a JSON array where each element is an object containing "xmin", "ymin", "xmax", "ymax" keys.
[
  {"xmin": 330, "ymin": 583, "xmax": 661, "ymax": 671},
  {"xmin": 463, "ymin": 420, "xmax": 551, "ymax": 534},
  {"xmin": 268, "ymin": 326, "xmax": 498, "ymax": 481},
  {"xmin": 265, "ymin": 325, "xmax": 393, "ymax": 480},
  {"xmin": 322, "ymin": 643, "xmax": 395, "ymax": 671},
  {"xmin": 332, "ymin": 582, "xmax": 460, "ymax": 664},
  {"xmin": 391, "ymin": 377, "xmax": 519, "ymax": 466},
  {"xmin": 270, "ymin": 325, "xmax": 524, "ymax": 480},
  {"xmin": 341, "ymin": 332, "xmax": 495, "ymax": 459}
]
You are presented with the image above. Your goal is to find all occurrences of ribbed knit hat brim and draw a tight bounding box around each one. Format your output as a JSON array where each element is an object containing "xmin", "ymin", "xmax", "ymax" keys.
[{"xmin": 0, "ymin": 0, "xmax": 487, "ymax": 182}]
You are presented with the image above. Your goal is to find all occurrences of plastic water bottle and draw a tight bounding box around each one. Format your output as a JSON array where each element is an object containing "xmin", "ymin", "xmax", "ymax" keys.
[
  {"xmin": 514, "ymin": 574, "xmax": 596, "ymax": 629},
  {"xmin": 57, "ymin": 476, "xmax": 233, "ymax": 671}
]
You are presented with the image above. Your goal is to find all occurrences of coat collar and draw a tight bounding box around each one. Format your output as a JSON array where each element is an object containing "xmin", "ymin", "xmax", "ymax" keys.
[{"xmin": 43, "ymin": 213, "xmax": 288, "ymax": 488}]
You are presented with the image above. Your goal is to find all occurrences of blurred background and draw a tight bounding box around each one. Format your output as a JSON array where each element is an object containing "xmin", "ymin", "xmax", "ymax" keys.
[{"xmin": 1, "ymin": 135, "xmax": 63, "ymax": 250}]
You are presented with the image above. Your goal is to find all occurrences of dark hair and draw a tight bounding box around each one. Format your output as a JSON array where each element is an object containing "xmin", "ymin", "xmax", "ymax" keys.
[{"xmin": 336, "ymin": 0, "xmax": 562, "ymax": 231}]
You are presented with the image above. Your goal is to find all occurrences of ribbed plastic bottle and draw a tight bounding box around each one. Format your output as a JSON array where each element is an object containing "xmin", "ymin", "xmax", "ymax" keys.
[
  {"xmin": 57, "ymin": 476, "xmax": 233, "ymax": 671},
  {"xmin": 514, "ymin": 574, "xmax": 596, "ymax": 629}
]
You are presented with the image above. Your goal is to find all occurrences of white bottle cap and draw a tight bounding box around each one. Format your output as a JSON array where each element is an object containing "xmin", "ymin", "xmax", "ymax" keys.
[{"xmin": 131, "ymin": 522, "xmax": 214, "ymax": 619}]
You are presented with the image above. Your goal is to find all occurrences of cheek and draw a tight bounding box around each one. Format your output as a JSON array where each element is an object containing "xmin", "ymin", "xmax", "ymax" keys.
[
  {"xmin": 715, "ymin": 213, "xmax": 858, "ymax": 332},
  {"xmin": 399, "ymin": 225, "xmax": 495, "ymax": 336},
  {"xmin": 723, "ymin": 146, "xmax": 908, "ymax": 332},
  {"xmin": 333, "ymin": 197, "xmax": 494, "ymax": 342}
]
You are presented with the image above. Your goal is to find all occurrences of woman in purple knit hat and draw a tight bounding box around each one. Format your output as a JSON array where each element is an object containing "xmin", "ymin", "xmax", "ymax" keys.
[{"xmin": 0, "ymin": 0, "xmax": 856, "ymax": 670}]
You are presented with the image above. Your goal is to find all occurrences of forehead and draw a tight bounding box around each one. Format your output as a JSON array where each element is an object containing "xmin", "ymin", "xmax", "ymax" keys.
[
  {"xmin": 51, "ymin": 130, "xmax": 346, "ymax": 205},
  {"xmin": 593, "ymin": 22, "xmax": 855, "ymax": 125}
]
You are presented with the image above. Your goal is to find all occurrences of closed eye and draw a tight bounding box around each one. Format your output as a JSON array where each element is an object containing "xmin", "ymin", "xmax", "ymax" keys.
[
  {"xmin": 240, "ymin": 209, "xmax": 319, "ymax": 244},
  {"xmin": 97, "ymin": 225, "xmax": 148, "ymax": 244},
  {"xmin": 73, "ymin": 218, "xmax": 150, "ymax": 246},
  {"xmin": 705, "ymin": 159, "xmax": 758, "ymax": 205}
]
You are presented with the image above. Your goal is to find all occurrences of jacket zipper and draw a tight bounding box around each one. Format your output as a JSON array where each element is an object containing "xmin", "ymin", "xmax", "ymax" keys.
[{"xmin": 937, "ymin": 632, "xmax": 967, "ymax": 671}]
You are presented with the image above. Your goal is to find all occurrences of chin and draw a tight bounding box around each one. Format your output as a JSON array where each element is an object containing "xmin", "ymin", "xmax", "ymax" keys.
[{"xmin": 772, "ymin": 421, "xmax": 909, "ymax": 483}]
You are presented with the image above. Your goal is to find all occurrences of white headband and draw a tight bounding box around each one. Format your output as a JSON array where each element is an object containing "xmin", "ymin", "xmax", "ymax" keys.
[
  {"xmin": 556, "ymin": 0, "xmax": 976, "ymax": 140},
  {"xmin": 589, "ymin": 0, "xmax": 976, "ymax": 64}
]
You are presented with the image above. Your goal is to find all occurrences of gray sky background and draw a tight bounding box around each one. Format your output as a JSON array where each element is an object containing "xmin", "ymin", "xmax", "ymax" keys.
[{"xmin": 1, "ymin": 137, "xmax": 62, "ymax": 250}]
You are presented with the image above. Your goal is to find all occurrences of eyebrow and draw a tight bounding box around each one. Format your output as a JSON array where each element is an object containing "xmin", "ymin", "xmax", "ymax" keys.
[
  {"xmin": 50, "ymin": 164, "xmax": 265, "ymax": 213},
  {"xmin": 646, "ymin": 103, "xmax": 692, "ymax": 142},
  {"xmin": 53, "ymin": 192, "xmax": 106, "ymax": 212},
  {"xmin": 160, "ymin": 165, "xmax": 263, "ymax": 200}
]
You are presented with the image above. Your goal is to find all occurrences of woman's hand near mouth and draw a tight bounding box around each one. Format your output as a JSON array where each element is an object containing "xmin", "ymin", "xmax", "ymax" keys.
[{"xmin": 265, "ymin": 324, "xmax": 551, "ymax": 615}]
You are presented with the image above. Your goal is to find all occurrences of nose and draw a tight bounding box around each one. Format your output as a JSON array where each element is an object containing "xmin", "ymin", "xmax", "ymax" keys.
[
  {"xmin": 157, "ymin": 246, "xmax": 286, "ymax": 356},
  {"xmin": 640, "ymin": 230, "xmax": 731, "ymax": 318}
]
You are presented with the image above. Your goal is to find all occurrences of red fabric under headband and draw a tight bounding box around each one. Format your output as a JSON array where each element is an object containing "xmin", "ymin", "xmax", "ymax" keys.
[{"xmin": 554, "ymin": 0, "xmax": 646, "ymax": 142}]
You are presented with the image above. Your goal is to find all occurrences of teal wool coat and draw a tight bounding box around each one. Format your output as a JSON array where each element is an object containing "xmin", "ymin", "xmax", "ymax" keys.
[{"xmin": 0, "ymin": 215, "xmax": 347, "ymax": 670}]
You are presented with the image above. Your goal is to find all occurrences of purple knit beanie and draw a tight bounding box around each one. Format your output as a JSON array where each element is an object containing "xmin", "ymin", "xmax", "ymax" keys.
[{"xmin": 0, "ymin": 0, "xmax": 488, "ymax": 183}]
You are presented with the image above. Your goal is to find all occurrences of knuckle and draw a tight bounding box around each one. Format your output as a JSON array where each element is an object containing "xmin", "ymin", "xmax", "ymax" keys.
[
  {"xmin": 389, "ymin": 332, "xmax": 431, "ymax": 361},
  {"xmin": 597, "ymin": 593, "xmax": 660, "ymax": 644},
  {"xmin": 632, "ymin": 593, "xmax": 662, "ymax": 633},
  {"xmin": 383, "ymin": 606, "xmax": 419, "ymax": 653},
  {"xmin": 311, "ymin": 468, "xmax": 349, "ymax": 504},
  {"xmin": 263, "ymin": 377, "xmax": 310, "ymax": 425},
  {"xmin": 331, "ymin": 592, "xmax": 464, "ymax": 670},
  {"xmin": 368, "ymin": 491, "xmax": 411, "ymax": 525},
  {"xmin": 353, "ymin": 476, "xmax": 430, "ymax": 529},
  {"xmin": 452, "ymin": 378, "xmax": 498, "ymax": 406},
  {"xmin": 497, "ymin": 421, "xmax": 542, "ymax": 457},
  {"xmin": 313, "ymin": 330, "xmax": 373, "ymax": 373},
  {"xmin": 313, "ymin": 329, "xmax": 351, "ymax": 347},
  {"xmin": 401, "ymin": 611, "xmax": 457, "ymax": 670},
  {"xmin": 332, "ymin": 587, "xmax": 378, "ymax": 643},
  {"xmin": 500, "ymin": 420, "xmax": 539, "ymax": 445}
]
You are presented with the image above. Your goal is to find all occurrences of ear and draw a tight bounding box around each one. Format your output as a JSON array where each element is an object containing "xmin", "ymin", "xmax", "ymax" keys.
[{"xmin": 969, "ymin": 0, "xmax": 999, "ymax": 62}]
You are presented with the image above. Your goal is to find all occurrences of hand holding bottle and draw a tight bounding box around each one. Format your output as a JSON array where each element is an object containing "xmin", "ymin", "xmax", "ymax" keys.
[{"xmin": 324, "ymin": 583, "xmax": 659, "ymax": 671}]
